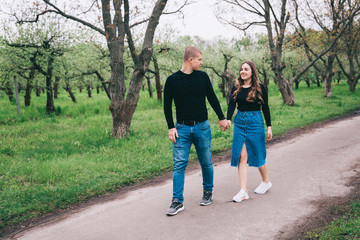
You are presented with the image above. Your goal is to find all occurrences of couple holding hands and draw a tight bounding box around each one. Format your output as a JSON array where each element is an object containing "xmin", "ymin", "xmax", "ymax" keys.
[{"xmin": 163, "ymin": 46, "xmax": 273, "ymax": 216}]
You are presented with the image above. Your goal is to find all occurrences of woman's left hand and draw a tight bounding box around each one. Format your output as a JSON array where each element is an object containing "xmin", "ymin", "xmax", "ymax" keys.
[{"xmin": 267, "ymin": 126, "xmax": 272, "ymax": 141}]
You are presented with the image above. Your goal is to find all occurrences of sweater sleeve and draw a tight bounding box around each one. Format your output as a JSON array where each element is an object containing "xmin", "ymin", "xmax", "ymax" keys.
[
  {"xmin": 226, "ymin": 86, "xmax": 237, "ymax": 120},
  {"xmin": 205, "ymin": 74, "xmax": 225, "ymax": 120},
  {"xmin": 261, "ymin": 84, "xmax": 271, "ymax": 127},
  {"xmin": 163, "ymin": 77, "xmax": 175, "ymax": 129}
]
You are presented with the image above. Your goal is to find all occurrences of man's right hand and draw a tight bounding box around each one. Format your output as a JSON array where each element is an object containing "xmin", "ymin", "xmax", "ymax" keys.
[{"xmin": 168, "ymin": 128, "xmax": 179, "ymax": 143}]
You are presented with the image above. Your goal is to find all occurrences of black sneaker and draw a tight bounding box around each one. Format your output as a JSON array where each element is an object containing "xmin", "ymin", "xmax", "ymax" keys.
[
  {"xmin": 200, "ymin": 190, "xmax": 212, "ymax": 206},
  {"xmin": 166, "ymin": 199, "xmax": 184, "ymax": 216}
]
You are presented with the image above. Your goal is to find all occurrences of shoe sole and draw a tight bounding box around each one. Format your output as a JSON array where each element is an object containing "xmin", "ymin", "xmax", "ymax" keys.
[
  {"xmin": 232, "ymin": 197, "xmax": 249, "ymax": 203},
  {"xmin": 254, "ymin": 184, "xmax": 272, "ymax": 194},
  {"xmin": 254, "ymin": 191, "xmax": 268, "ymax": 194},
  {"xmin": 166, "ymin": 206, "xmax": 184, "ymax": 216},
  {"xmin": 199, "ymin": 201, "xmax": 212, "ymax": 206}
]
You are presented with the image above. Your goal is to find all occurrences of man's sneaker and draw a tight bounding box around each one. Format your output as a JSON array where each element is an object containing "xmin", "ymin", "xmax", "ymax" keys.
[
  {"xmin": 232, "ymin": 189, "xmax": 249, "ymax": 202},
  {"xmin": 200, "ymin": 190, "xmax": 212, "ymax": 206},
  {"xmin": 166, "ymin": 199, "xmax": 184, "ymax": 216},
  {"xmin": 254, "ymin": 181, "xmax": 272, "ymax": 194}
]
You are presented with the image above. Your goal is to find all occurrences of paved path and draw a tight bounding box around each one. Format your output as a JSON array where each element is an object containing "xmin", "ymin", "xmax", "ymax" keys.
[{"xmin": 10, "ymin": 115, "xmax": 360, "ymax": 240}]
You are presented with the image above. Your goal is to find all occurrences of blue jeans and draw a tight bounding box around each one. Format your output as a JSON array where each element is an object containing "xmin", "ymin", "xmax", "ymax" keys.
[{"xmin": 172, "ymin": 120, "xmax": 213, "ymax": 202}]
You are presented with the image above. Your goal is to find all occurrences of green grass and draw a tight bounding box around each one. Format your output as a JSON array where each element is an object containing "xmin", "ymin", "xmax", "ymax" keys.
[
  {"xmin": 305, "ymin": 201, "xmax": 360, "ymax": 239},
  {"xmin": 0, "ymin": 80, "xmax": 360, "ymax": 233}
]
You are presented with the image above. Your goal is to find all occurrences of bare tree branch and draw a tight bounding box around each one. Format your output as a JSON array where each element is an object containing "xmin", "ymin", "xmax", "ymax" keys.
[
  {"xmin": 124, "ymin": 0, "xmax": 139, "ymax": 65},
  {"xmin": 222, "ymin": 0, "xmax": 264, "ymax": 16},
  {"xmin": 82, "ymin": 0, "xmax": 99, "ymax": 14},
  {"xmin": 41, "ymin": 0, "xmax": 105, "ymax": 35},
  {"xmin": 163, "ymin": 0, "xmax": 191, "ymax": 15},
  {"xmin": 217, "ymin": 15, "xmax": 266, "ymax": 31}
]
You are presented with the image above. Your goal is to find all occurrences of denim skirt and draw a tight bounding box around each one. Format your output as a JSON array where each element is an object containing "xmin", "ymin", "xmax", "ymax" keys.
[{"xmin": 231, "ymin": 111, "xmax": 266, "ymax": 167}]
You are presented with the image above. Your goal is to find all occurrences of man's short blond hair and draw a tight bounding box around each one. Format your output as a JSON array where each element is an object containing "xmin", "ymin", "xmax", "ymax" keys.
[{"xmin": 183, "ymin": 46, "xmax": 202, "ymax": 62}]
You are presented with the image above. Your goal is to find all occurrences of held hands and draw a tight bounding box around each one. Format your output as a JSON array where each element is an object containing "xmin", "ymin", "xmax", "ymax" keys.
[
  {"xmin": 170, "ymin": 120, "xmax": 232, "ymax": 142},
  {"xmin": 219, "ymin": 119, "xmax": 231, "ymax": 132}
]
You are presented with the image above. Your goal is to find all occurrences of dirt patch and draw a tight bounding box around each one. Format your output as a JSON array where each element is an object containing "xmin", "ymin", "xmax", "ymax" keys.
[
  {"xmin": 275, "ymin": 163, "xmax": 360, "ymax": 240},
  {"xmin": 2, "ymin": 109, "xmax": 360, "ymax": 239}
]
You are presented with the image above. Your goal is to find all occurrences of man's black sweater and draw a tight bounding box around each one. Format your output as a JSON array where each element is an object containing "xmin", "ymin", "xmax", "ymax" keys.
[{"xmin": 164, "ymin": 70, "xmax": 225, "ymax": 129}]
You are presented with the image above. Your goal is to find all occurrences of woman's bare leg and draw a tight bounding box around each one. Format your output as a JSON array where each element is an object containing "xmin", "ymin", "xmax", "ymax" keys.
[
  {"xmin": 258, "ymin": 164, "xmax": 269, "ymax": 183},
  {"xmin": 238, "ymin": 143, "xmax": 248, "ymax": 192}
]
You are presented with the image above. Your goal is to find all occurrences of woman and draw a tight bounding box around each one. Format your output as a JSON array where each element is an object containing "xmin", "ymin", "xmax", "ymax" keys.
[{"xmin": 227, "ymin": 60, "xmax": 272, "ymax": 202}]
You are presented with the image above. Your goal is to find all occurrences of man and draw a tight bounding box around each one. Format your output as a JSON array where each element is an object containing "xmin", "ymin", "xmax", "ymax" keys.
[{"xmin": 163, "ymin": 46, "xmax": 229, "ymax": 216}]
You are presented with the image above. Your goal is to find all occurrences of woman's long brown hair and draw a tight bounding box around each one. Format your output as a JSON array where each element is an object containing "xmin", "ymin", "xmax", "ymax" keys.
[{"xmin": 233, "ymin": 60, "xmax": 263, "ymax": 104}]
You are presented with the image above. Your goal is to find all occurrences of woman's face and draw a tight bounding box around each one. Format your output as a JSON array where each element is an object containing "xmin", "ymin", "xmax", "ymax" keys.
[{"xmin": 240, "ymin": 63, "xmax": 252, "ymax": 81}]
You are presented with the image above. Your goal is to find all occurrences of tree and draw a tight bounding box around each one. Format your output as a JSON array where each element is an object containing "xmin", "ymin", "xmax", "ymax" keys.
[
  {"xmin": 0, "ymin": 46, "xmax": 16, "ymax": 101},
  {"xmin": 204, "ymin": 50, "xmax": 235, "ymax": 103},
  {"xmin": 15, "ymin": 0, "xmax": 190, "ymax": 138},
  {"xmin": 3, "ymin": 21, "xmax": 68, "ymax": 112},
  {"xmin": 293, "ymin": 0, "xmax": 360, "ymax": 96},
  {"xmin": 336, "ymin": 8, "xmax": 360, "ymax": 92},
  {"xmin": 145, "ymin": 46, "xmax": 175, "ymax": 102}
]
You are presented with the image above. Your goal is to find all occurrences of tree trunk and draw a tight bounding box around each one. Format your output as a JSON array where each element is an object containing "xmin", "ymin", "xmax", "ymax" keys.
[
  {"xmin": 35, "ymin": 87, "xmax": 41, "ymax": 97},
  {"xmin": 79, "ymin": 84, "xmax": 82, "ymax": 93},
  {"xmin": 110, "ymin": 63, "xmax": 148, "ymax": 137},
  {"xmin": 220, "ymin": 77, "xmax": 226, "ymax": 98},
  {"xmin": 17, "ymin": 82, "xmax": 22, "ymax": 93},
  {"xmin": 93, "ymin": 70, "xmax": 111, "ymax": 100},
  {"xmin": 46, "ymin": 75, "xmax": 55, "ymax": 113},
  {"xmin": 323, "ymin": 54, "xmax": 336, "ymax": 97},
  {"xmin": 275, "ymin": 69, "xmax": 295, "ymax": 105},
  {"xmin": 96, "ymin": 86, "xmax": 100, "ymax": 94},
  {"xmin": 323, "ymin": 73, "xmax": 333, "ymax": 97},
  {"xmin": 109, "ymin": 100, "xmax": 133, "ymax": 138},
  {"xmin": 5, "ymin": 81, "xmax": 14, "ymax": 101},
  {"xmin": 262, "ymin": 67, "xmax": 269, "ymax": 91},
  {"xmin": 223, "ymin": 70, "xmax": 235, "ymax": 105},
  {"xmin": 87, "ymin": 85, "xmax": 92, "ymax": 98},
  {"xmin": 107, "ymin": 37, "xmax": 127, "ymax": 138},
  {"xmin": 315, "ymin": 71, "xmax": 321, "ymax": 87},
  {"xmin": 54, "ymin": 76, "xmax": 60, "ymax": 99},
  {"xmin": 347, "ymin": 75, "xmax": 358, "ymax": 92},
  {"xmin": 336, "ymin": 72, "xmax": 341, "ymax": 85},
  {"xmin": 64, "ymin": 83, "xmax": 77, "ymax": 103},
  {"xmin": 146, "ymin": 76, "xmax": 153, "ymax": 98},
  {"xmin": 24, "ymin": 79, "xmax": 32, "ymax": 106},
  {"xmin": 153, "ymin": 57, "xmax": 162, "ymax": 102}
]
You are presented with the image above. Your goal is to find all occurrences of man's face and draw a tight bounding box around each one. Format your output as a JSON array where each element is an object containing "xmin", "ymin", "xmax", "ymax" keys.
[{"xmin": 190, "ymin": 54, "xmax": 203, "ymax": 71}]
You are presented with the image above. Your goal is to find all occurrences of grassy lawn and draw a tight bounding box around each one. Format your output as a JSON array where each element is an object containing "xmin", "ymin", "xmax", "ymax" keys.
[
  {"xmin": 1, "ymin": 80, "xmax": 360, "ymax": 235},
  {"xmin": 305, "ymin": 200, "xmax": 360, "ymax": 239}
]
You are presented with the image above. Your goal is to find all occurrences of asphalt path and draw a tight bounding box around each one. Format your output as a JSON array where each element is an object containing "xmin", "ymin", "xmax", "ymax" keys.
[{"xmin": 9, "ymin": 114, "xmax": 360, "ymax": 240}]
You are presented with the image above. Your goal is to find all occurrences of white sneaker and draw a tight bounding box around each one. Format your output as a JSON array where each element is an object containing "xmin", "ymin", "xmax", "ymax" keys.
[
  {"xmin": 232, "ymin": 189, "xmax": 249, "ymax": 202},
  {"xmin": 254, "ymin": 181, "xmax": 272, "ymax": 194}
]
